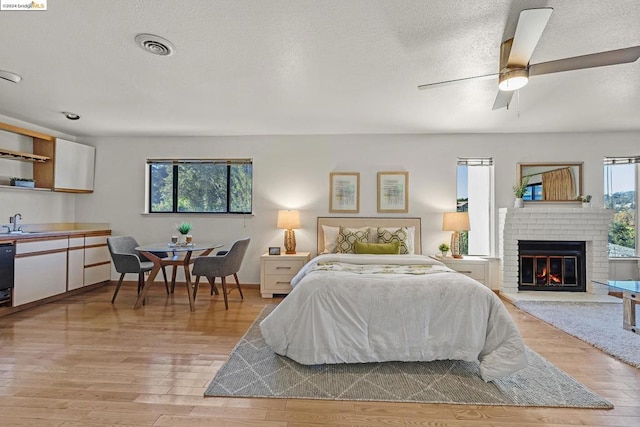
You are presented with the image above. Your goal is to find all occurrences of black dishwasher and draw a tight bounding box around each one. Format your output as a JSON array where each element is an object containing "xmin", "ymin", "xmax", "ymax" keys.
[{"xmin": 0, "ymin": 243, "xmax": 15, "ymax": 304}]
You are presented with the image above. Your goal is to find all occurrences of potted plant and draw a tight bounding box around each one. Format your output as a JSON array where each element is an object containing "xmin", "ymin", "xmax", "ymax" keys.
[
  {"xmin": 580, "ymin": 194, "xmax": 592, "ymax": 208},
  {"xmin": 438, "ymin": 243, "xmax": 450, "ymax": 258},
  {"xmin": 10, "ymin": 177, "xmax": 35, "ymax": 188},
  {"xmin": 175, "ymin": 222, "xmax": 193, "ymax": 244},
  {"xmin": 512, "ymin": 176, "xmax": 529, "ymax": 208}
]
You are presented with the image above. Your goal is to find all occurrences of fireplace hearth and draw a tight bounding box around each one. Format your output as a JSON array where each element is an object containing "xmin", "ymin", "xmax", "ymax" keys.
[
  {"xmin": 518, "ymin": 240, "xmax": 586, "ymax": 292},
  {"xmin": 499, "ymin": 208, "xmax": 613, "ymax": 295}
]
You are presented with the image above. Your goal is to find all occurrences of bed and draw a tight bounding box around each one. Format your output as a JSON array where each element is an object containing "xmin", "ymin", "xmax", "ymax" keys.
[{"xmin": 259, "ymin": 217, "xmax": 527, "ymax": 382}]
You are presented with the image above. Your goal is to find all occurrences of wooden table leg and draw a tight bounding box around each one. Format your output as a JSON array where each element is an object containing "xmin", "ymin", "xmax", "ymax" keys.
[
  {"xmin": 134, "ymin": 262, "xmax": 161, "ymax": 309},
  {"xmin": 170, "ymin": 265, "xmax": 178, "ymax": 293},
  {"xmin": 185, "ymin": 265, "xmax": 196, "ymax": 312},
  {"xmin": 623, "ymin": 291, "xmax": 638, "ymax": 334},
  {"xmin": 183, "ymin": 252, "xmax": 196, "ymax": 312}
]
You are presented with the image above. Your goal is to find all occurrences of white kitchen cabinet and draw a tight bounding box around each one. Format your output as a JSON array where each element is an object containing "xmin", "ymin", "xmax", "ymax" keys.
[
  {"xmin": 67, "ymin": 237, "xmax": 85, "ymax": 291},
  {"xmin": 14, "ymin": 238, "xmax": 68, "ymax": 306},
  {"xmin": 53, "ymin": 138, "xmax": 95, "ymax": 192},
  {"xmin": 1, "ymin": 122, "xmax": 95, "ymax": 193},
  {"xmin": 83, "ymin": 234, "xmax": 111, "ymax": 286},
  {"xmin": 33, "ymin": 137, "xmax": 95, "ymax": 193}
]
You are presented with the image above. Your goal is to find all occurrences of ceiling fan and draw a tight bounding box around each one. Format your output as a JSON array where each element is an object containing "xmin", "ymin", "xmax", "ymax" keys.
[{"xmin": 417, "ymin": 7, "xmax": 640, "ymax": 110}]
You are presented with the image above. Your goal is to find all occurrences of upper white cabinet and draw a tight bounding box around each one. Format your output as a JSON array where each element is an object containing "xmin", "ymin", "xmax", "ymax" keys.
[
  {"xmin": 0, "ymin": 122, "xmax": 95, "ymax": 193},
  {"xmin": 53, "ymin": 138, "xmax": 95, "ymax": 192},
  {"xmin": 33, "ymin": 137, "xmax": 95, "ymax": 193}
]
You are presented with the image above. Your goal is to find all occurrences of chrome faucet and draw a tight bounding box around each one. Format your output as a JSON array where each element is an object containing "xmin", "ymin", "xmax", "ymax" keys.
[{"xmin": 9, "ymin": 213, "xmax": 22, "ymax": 231}]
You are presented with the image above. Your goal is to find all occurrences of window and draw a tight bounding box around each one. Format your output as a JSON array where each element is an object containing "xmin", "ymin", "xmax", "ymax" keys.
[
  {"xmin": 456, "ymin": 158, "xmax": 493, "ymax": 256},
  {"xmin": 523, "ymin": 183, "xmax": 543, "ymax": 201},
  {"xmin": 148, "ymin": 159, "xmax": 253, "ymax": 214},
  {"xmin": 604, "ymin": 156, "xmax": 638, "ymax": 257}
]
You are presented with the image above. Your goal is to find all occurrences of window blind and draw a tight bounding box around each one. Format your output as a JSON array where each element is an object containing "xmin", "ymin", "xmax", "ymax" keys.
[
  {"xmin": 457, "ymin": 157, "xmax": 493, "ymax": 166},
  {"xmin": 146, "ymin": 158, "xmax": 252, "ymax": 165},
  {"xmin": 604, "ymin": 156, "xmax": 640, "ymax": 165}
]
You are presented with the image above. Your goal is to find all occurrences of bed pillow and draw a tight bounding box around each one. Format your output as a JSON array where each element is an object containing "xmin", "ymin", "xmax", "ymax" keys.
[
  {"xmin": 321, "ymin": 225, "xmax": 340, "ymax": 253},
  {"xmin": 354, "ymin": 241, "xmax": 400, "ymax": 255},
  {"xmin": 337, "ymin": 226, "xmax": 370, "ymax": 253},
  {"xmin": 322, "ymin": 225, "xmax": 369, "ymax": 253},
  {"xmin": 377, "ymin": 226, "xmax": 412, "ymax": 254}
]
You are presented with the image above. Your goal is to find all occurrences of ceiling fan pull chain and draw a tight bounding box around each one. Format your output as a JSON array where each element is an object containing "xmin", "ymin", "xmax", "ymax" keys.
[{"xmin": 517, "ymin": 90, "xmax": 521, "ymax": 118}]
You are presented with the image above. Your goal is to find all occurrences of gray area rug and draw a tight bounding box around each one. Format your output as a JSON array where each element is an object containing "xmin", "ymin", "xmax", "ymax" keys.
[
  {"xmin": 205, "ymin": 305, "xmax": 612, "ymax": 408},
  {"xmin": 515, "ymin": 300, "xmax": 640, "ymax": 368}
]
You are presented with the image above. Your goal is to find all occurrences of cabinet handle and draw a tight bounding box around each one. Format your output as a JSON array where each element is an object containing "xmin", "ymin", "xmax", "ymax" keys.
[
  {"xmin": 458, "ymin": 270, "xmax": 473, "ymax": 274},
  {"xmin": 276, "ymin": 281, "xmax": 291, "ymax": 285},
  {"xmin": 276, "ymin": 266, "xmax": 292, "ymax": 270}
]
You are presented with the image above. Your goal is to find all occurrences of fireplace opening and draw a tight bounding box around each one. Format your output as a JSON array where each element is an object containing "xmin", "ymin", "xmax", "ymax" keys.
[{"xmin": 518, "ymin": 240, "xmax": 586, "ymax": 291}]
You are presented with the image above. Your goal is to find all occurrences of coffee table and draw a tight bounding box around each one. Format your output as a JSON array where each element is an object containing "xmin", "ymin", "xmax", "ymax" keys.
[{"xmin": 607, "ymin": 281, "xmax": 640, "ymax": 335}]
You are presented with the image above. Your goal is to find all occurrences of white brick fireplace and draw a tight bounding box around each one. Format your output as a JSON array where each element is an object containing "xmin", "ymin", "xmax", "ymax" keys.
[{"xmin": 499, "ymin": 207, "xmax": 613, "ymax": 294}]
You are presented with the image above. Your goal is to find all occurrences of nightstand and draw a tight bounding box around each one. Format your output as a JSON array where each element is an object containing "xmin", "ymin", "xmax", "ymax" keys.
[
  {"xmin": 260, "ymin": 252, "xmax": 311, "ymax": 298},
  {"xmin": 435, "ymin": 255, "xmax": 489, "ymax": 286}
]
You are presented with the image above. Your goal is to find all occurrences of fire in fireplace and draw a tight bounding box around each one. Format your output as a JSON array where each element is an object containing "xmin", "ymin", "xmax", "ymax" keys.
[{"xmin": 518, "ymin": 240, "xmax": 586, "ymax": 291}]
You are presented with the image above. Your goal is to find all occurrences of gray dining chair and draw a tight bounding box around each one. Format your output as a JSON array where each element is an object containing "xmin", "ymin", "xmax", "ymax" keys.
[
  {"xmin": 192, "ymin": 238, "xmax": 250, "ymax": 309},
  {"xmin": 107, "ymin": 236, "xmax": 171, "ymax": 303}
]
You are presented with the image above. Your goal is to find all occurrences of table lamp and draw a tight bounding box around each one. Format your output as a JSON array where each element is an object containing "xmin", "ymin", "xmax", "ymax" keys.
[
  {"xmin": 442, "ymin": 212, "xmax": 470, "ymax": 259},
  {"xmin": 277, "ymin": 210, "xmax": 301, "ymax": 254}
]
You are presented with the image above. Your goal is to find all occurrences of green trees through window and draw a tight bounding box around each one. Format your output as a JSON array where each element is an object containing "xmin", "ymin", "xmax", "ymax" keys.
[
  {"xmin": 456, "ymin": 158, "xmax": 492, "ymax": 256},
  {"xmin": 604, "ymin": 158, "xmax": 637, "ymax": 257},
  {"xmin": 149, "ymin": 160, "xmax": 252, "ymax": 214}
]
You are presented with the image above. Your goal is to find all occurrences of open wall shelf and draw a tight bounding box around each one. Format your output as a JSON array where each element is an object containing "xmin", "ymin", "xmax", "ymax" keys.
[
  {"xmin": 0, "ymin": 184, "xmax": 50, "ymax": 192},
  {"xmin": 0, "ymin": 148, "xmax": 50, "ymax": 162}
]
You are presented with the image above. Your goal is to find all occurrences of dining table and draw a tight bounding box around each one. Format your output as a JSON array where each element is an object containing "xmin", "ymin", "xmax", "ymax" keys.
[{"xmin": 134, "ymin": 242, "xmax": 223, "ymax": 311}]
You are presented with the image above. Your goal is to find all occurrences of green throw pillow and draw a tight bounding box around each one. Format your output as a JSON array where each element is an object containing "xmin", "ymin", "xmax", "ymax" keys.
[
  {"xmin": 337, "ymin": 226, "xmax": 370, "ymax": 253},
  {"xmin": 377, "ymin": 226, "xmax": 410, "ymax": 254},
  {"xmin": 354, "ymin": 241, "xmax": 401, "ymax": 254}
]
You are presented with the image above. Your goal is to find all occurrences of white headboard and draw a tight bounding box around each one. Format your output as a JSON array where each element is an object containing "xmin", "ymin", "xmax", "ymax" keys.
[{"xmin": 317, "ymin": 217, "xmax": 422, "ymax": 255}]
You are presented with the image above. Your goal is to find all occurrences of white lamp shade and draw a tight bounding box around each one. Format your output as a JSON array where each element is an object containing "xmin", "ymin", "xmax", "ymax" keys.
[
  {"xmin": 277, "ymin": 210, "xmax": 301, "ymax": 229},
  {"xmin": 442, "ymin": 212, "xmax": 470, "ymax": 231}
]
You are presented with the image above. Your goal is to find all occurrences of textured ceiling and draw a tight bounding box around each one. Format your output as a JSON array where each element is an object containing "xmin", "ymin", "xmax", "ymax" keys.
[{"xmin": 0, "ymin": 0, "xmax": 638, "ymax": 137}]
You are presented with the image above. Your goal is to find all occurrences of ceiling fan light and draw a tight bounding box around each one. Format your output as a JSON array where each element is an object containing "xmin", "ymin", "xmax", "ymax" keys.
[{"xmin": 498, "ymin": 69, "xmax": 529, "ymax": 91}]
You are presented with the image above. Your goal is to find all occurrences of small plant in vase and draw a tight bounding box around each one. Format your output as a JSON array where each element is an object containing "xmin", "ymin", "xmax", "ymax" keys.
[
  {"xmin": 580, "ymin": 194, "xmax": 592, "ymax": 207},
  {"xmin": 512, "ymin": 176, "xmax": 530, "ymax": 208},
  {"xmin": 438, "ymin": 243, "xmax": 450, "ymax": 258},
  {"xmin": 175, "ymin": 222, "xmax": 193, "ymax": 245}
]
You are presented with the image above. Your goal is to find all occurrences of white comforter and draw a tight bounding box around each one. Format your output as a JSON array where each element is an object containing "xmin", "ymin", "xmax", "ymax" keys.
[{"xmin": 259, "ymin": 254, "xmax": 527, "ymax": 381}]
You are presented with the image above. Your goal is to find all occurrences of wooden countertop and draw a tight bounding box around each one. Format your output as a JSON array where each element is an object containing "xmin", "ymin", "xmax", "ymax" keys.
[{"xmin": 0, "ymin": 228, "xmax": 111, "ymax": 244}]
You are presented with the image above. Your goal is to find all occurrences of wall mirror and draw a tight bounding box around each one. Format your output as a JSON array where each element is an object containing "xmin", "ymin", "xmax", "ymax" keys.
[{"xmin": 517, "ymin": 162, "xmax": 583, "ymax": 202}]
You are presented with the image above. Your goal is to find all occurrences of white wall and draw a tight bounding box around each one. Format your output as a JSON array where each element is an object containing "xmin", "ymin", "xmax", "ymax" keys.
[
  {"xmin": 2, "ymin": 111, "xmax": 638, "ymax": 284},
  {"xmin": 73, "ymin": 132, "xmax": 640, "ymax": 284}
]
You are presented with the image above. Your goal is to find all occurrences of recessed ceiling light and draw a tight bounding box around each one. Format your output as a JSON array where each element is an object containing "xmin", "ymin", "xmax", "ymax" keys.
[
  {"xmin": 135, "ymin": 33, "xmax": 176, "ymax": 56},
  {"xmin": 0, "ymin": 70, "xmax": 22, "ymax": 83},
  {"xmin": 63, "ymin": 112, "xmax": 80, "ymax": 120}
]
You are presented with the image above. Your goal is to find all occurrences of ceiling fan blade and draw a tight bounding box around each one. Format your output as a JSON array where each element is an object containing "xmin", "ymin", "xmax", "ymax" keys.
[
  {"xmin": 507, "ymin": 8, "xmax": 553, "ymax": 67},
  {"xmin": 529, "ymin": 45, "xmax": 640, "ymax": 76},
  {"xmin": 492, "ymin": 90, "xmax": 514, "ymax": 110},
  {"xmin": 418, "ymin": 73, "xmax": 498, "ymax": 90}
]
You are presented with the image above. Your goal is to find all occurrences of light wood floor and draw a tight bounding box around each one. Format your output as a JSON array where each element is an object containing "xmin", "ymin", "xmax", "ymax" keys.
[{"xmin": 1, "ymin": 282, "xmax": 639, "ymax": 427}]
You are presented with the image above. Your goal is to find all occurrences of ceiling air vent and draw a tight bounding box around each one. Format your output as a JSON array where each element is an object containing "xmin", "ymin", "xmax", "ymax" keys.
[{"xmin": 135, "ymin": 34, "xmax": 176, "ymax": 56}]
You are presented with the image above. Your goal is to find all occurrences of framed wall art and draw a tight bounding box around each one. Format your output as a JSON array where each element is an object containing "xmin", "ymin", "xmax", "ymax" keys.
[
  {"xmin": 377, "ymin": 171, "xmax": 408, "ymax": 213},
  {"xmin": 329, "ymin": 172, "xmax": 360, "ymax": 213}
]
